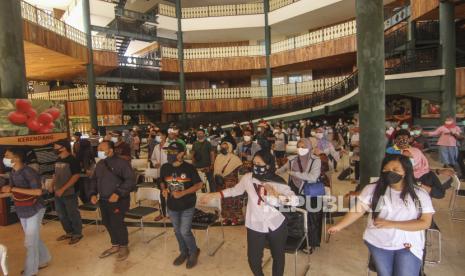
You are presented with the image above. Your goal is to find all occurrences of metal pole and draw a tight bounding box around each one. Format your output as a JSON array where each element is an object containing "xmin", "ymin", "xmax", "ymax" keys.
[
  {"xmin": 264, "ymin": 0, "xmax": 272, "ymax": 109},
  {"xmin": 356, "ymin": 0, "xmax": 386, "ymax": 189},
  {"xmin": 83, "ymin": 0, "xmax": 98, "ymax": 130},
  {"xmin": 439, "ymin": 1, "xmax": 456, "ymax": 121},
  {"xmin": 0, "ymin": 0, "xmax": 27, "ymax": 98},
  {"xmin": 175, "ymin": 0, "xmax": 187, "ymax": 128}
]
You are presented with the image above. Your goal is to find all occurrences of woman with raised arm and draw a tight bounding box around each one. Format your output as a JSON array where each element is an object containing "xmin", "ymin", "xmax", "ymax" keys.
[
  {"xmin": 202, "ymin": 150, "xmax": 297, "ymax": 276},
  {"xmin": 328, "ymin": 154, "xmax": 434, "ymax": 276}
]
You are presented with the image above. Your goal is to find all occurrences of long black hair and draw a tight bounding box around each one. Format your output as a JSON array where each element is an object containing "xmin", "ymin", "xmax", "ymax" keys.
[{"xmin": 371, "ymin": 154, "xmax": 421, "ymax": 220}]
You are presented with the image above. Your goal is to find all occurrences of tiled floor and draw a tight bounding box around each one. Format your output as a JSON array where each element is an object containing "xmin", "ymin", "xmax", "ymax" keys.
[{"xmin": 1, "ymin": 155, "xmax": 464, "ymax": 276}]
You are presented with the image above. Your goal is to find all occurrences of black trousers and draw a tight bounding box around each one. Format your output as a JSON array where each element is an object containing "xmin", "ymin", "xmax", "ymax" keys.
[
  {"xmin": 99, "ymin": 197, "xmax": 130, "ymax": 246},
  {"xmin": 458, "ymin": 150, "xmax": 465, "ymax": 178},
  {"xmin": 354, "ymin": 160, "xmax": 360, "ymax": 180},
  {"xmin": 247, "ymin": 222, "xmax": 288, "ymax": 276},
  {"xmin": 307, "ymin": 197, "xmax": 323, "ymax": 248}
]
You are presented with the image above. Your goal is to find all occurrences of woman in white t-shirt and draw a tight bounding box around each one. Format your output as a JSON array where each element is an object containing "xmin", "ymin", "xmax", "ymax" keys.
[{"xmin": 328, "ymin": 154, "xmax": 434, "ymax": 276}]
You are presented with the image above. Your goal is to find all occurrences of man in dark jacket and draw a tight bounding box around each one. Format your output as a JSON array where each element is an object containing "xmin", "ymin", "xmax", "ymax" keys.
[{"xmin": 89, "ymin": 141, "xmax": 135, "ymax": 261}]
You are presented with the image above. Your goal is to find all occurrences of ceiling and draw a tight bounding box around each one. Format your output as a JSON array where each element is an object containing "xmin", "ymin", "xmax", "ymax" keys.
[{"xmin": 24, "ymin": 0, "xmax": 74, "ymax": 10}]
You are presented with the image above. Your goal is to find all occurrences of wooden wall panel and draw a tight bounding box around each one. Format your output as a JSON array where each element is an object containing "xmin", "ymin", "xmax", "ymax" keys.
[
  {"xmin": 161, "ymin": 35, "xmax": 356, "ymax": 73},
  {"xmin": 411, "ymin": 0, "xmax": 439, "ymax": 21},
  {"xmin": 457, "ymin": 67, "xmax": 465, "ymax": 97},
  {"xmin": 271, "ymin": 35, "xmax": 357, "ymax": 68},
  {"xmin": 184, "ymin": 56, "xmax": 266, "ymax": 72},
  {"xmin": 93, "ymin": 50, "xmax": 118, "ymax": 67},
  {"xmin": 67, "ymin": 100, "xmax": 122, "ymax": 116},
  {"xmin": 162, "ymin": 95, "xmax": 313, "ymax": 114},
  {"xmin": 23, "ymin": 20, "xmax": 88, "ymax": 63}
]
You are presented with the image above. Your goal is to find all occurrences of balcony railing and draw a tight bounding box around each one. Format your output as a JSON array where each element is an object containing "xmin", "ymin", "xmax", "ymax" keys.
[
  {"xmin": 28, "ymin": 86, "xmax": 120, "ymax": 101},
  {"xmin": 163, "ymin": 75, "xmax": 349, "ymax": 101},
  {"xmin": 160, "ymin": 20, "xmax": 356, "ymax": 59},
  {"xmin": 20, "ymin": 0, "xmax": 116, "ymax": 52},
  {"xmin": 118, "ymin": 56, "xmax": 161, "ymax": 69},
  {"xmin": 158, "ymin": 0, "xmax": 301, "ymax": 18}
]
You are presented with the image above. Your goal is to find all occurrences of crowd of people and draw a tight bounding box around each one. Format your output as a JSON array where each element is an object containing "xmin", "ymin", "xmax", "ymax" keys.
[{"xmin": 1, "ymin": 115, "xmax": 465, "ymax": 276}]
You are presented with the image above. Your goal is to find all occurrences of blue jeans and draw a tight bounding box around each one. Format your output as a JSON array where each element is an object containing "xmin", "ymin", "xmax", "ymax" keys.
[
  {"xmin": 439, "ymin": 145, "xmax": 458, "ymax": 166},
  {"xmin": 365, "ymin": 241, "xmax": 421, "ymax": 276},
  {"xmin": 55, "ymin": 194, "xmax": 83, "ymax": 237},
  {"xmin": 19, "ymin": 208, "xmax": 51, "ymax": 276},
  {"xmin": 167, "ymin": 207, "xmax": 198, "ymax": 256}
]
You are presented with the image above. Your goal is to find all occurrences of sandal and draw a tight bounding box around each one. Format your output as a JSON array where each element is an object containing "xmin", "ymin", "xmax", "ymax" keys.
[{"xmin": 99, "ymin": 246, "xmax": 120, "ymax": 258}]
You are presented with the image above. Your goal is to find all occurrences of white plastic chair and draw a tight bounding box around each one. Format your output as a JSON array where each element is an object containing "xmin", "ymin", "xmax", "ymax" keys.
[
  {"xmin": 125, "ymin": 187, "xmax": 166, "ymax": 243},
  {"xmin": 449, "ymin": 175, "xmax": 465, "ymax": 221},
  {"xmin": 0, "ymin": 244, "xmax": 8, "ymax": 276},
  {"xmin": 131, "ymin": 159, "xmax": 148, "ymax": 170},
  {"xmin": 195, "ymin": 193, "xmax": 224, "ymax": 256},
  {"xmin": 144, "ymin": 168, "xmax": 160, "ymax": 182}
]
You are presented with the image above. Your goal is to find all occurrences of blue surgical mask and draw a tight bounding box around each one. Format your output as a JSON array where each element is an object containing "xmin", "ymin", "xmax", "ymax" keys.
[
  {"xmin": 3, "ymin": 158, "xmax": 14, "ymax": 168},
  {"xmin": 97, "ymin": 151, "xmax": 107, "ymax": 159}
]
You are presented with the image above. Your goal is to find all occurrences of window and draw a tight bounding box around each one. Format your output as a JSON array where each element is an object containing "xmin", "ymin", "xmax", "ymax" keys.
[
  {"xmin": 288, "ymin": 75, "xmax": 303, "ymax": 84},
  {"xmin": 273, "ymin": 76, "xmax": 285, "ymax": 85}
]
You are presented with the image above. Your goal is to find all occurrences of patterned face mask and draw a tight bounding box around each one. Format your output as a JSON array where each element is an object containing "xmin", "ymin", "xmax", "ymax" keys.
[{"xmin": 395, "ymin": 136, "xmax": 410, "ymax": 149}]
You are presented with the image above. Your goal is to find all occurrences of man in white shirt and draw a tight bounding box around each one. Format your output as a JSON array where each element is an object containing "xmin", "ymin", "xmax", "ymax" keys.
[{"xmin": 150, "ymin": 130, "xmax": 169, "ymax": 221}]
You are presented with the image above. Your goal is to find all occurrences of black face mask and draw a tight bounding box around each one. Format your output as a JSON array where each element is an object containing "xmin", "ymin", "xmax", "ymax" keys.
[
  {"xmin": 220, "ymin": 148, "xmax": 228, "ymax": 155},
  {"xmin": 381, "ymin": 171, "xmax": 403, "ymax": 185},
  {"xmin": 54, "ymin": 149, "xmax": 61, "ymax": 155},
  {"xmin": 167, "ymin": 154, "xmax": 177, "ymax": 164},
  {"xmin": 253, "ymin": 165, "xmax": 268, "ymax": 179}
]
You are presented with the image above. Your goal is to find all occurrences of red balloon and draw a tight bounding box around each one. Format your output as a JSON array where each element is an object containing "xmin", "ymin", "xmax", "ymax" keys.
[
  {"xmin": 26, "ymin": 119, "xmax": 42, "ymax": 132},
  {"xmin": 37, "ymin": 127, "xmax": 52, "ymax": 134},
  {"xmin": 37, "ymin": 112, "xmax": 53, "ymax": 125},
  {"xmin": 46, "ymin": 108, "xmax": 60, "ymax": 120},
  {"xmin": 15, "ymin": 99, "xmax": 32, "ymax": 113},
  {"xmin": 8, "ymin": 111, "xmax": 28, "ymax": 125},
  {"xmin": 26, "ymin": 108, "xmax": 37, "ymax": 119}
]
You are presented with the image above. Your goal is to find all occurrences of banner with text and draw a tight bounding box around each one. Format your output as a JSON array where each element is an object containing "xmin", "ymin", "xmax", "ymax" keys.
[{"xmin": 0, "ymin": 98, "xmax": 68, "ymax": 146}]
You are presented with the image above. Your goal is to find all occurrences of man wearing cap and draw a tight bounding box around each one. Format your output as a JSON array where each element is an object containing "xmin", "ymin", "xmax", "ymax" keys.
[
  {"xmin": 72, "ymin": 132, "xmax": 93, "ymax": 171},
  {"xmin": 160, "ymin": 142, "xmax": 203, "ymax": 269},
  {"xmin": 111, "ymin": 131, "xmax": 131, "ymax": 161},
  {"xmin": 52, "ymin": 139, "xmax": 83, "ymax": 244},
  {"xmin": 89, "ymin": 141, "xmax": 135, "ymax": 261},
  {"xmin": 167, "ymin": 128, "xmax": 186, "ymax": 147}
]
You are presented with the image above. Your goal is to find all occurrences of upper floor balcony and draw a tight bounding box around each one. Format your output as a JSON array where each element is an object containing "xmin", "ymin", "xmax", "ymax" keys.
[
  {"xmin": 28, "ymin": 86, "xmax": 120, "ymax": 101},
  {"xmin": 158, "ymin": 19, "xmax": 357, "ymax": 72}
]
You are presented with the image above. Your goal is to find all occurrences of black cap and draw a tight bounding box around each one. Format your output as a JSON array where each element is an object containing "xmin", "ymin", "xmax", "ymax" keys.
[
  {"xmin": 73, "ymin": 131, "xmax": 82, "ymax": 137},
  {"xmin": 167, "ymin": 142, "xmax": 185, "ymax": 153}
]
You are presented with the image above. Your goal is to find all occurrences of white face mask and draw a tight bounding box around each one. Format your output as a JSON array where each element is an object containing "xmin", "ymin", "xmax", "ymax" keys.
[
  {"xmin": 97, "ymin": 151, "xmax": 107, "ymax": 159},
  {"xmin": 401, "ymin": 124, "xmax": 409, "ymax": 129},
  {"xmin": 297, "ymin": 148, "xmax": 309, "ymax": 156},
  {"xmin": 315, "ymin": 133, "xmax": 324, "ymax": 139},
  {"xmin": 111, "ymin": 137, "xmax": 118, "ymax": 143},
  {"xmin": 243, "ymin": 135, "xmax": 251, "ymax": 142},
  {"xmin": 257, "ymin": 127, "xmax": 262, "ymax": 132},
  {"xmin": 310, "ymin": 131, "xmax": 316, "ymax": 136},
  {"xmin": 155, "ymin": 136, "xmax": 161, "ymax": 143},
  {"xmin": 3, "ymin": 158, "xmax": 14, "ymax": 168}
]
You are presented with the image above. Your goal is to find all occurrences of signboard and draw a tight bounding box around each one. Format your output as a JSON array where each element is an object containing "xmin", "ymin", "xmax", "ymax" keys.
[
  {"xmin": 0, "ymin": 98, "xmax": 68, "ymax": 146},
  {"xmin": 421, "ymin": 97, "xmax": 465, "ymax": 118}
]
